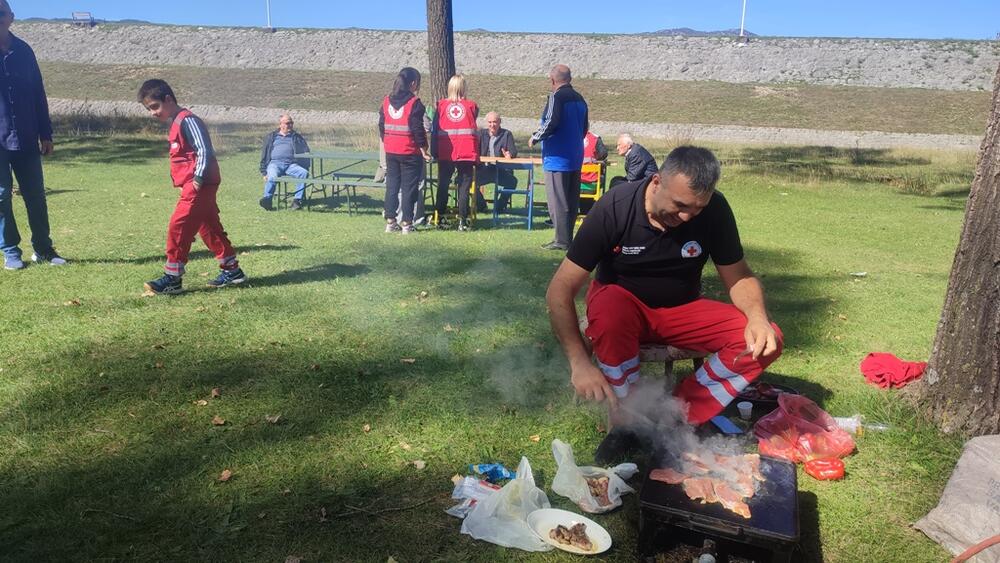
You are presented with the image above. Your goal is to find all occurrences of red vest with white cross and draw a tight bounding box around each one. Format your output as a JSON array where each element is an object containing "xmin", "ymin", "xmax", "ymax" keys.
[
  {"xmin": 581, "ymin": 131, "xmax": 601, "ymax": 183},
  {"xmin": 382, "ymin": 96, "xmax": 422, "ymax": 155},
  {"xmin": 168, "ymin": 109, "xmax": 221, "ymax": 187},
  {"xmin": 435, "ymin": 98, "xmax": 479, "ymax": 162}
]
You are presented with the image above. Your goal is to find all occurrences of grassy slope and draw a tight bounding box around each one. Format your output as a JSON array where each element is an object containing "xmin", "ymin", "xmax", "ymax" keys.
[
  {"xmin": 41, "ymin": 61, "xmax": 991, "ymax": 135},
  {"xmin": 0, "ymin": 129, "xmax": 974, "ymax": 562}
]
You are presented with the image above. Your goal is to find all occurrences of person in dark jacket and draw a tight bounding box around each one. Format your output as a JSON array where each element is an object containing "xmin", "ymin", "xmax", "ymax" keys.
[
  {"xmin": 476, "ymin": 111, "xmax": 518, "ymax": 213},
  {"xmin": 378, "ymin": 67, "xmax": 429, "ymax": 234},
  {"xmin": 528, "ymin": 64, "xmax": 588, "ymax": 251},
  {"xmin": 0, "ymin": 0, "xmax": 65, "ymax": 270},
  {"xmin": 609, "ymin": 133, "xmax": 658, "ymax": 187},
  {"xmin": 258, "ymin": 113, "xmax": 311, "ymax": 211}
]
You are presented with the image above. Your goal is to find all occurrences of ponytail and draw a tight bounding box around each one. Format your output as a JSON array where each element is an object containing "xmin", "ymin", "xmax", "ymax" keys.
[{"xmin": 390, "ymin": 67, "xmax": 421, "ymax": 99}]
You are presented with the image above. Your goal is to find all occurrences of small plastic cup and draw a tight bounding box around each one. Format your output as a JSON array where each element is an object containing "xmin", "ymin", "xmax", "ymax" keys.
[{"xmin": 736, "ymin": 401, "xmax": 753, "ymax": 420}]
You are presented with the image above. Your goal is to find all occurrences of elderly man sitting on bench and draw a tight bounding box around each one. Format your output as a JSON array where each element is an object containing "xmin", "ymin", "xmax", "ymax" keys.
[
  {"xmin": 259, "ymin": 113, "xmax": 311, "ymax": 211},
  {"xmin": 545, "ymin": 146, "xmax": 783, "ymax": 463}
]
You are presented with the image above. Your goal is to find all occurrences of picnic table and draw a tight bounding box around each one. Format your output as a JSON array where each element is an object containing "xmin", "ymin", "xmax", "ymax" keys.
[
  {"xmin": 479, "ymin": 156, "xmax": 542, "ymax": 229},
  {"xmin": 274, "ymin": 151, "xmax": 436, "ymax": 214}
]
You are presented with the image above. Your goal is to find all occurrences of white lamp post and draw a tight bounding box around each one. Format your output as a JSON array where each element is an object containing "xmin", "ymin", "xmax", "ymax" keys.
[
  {"xmin": 739, "ymin": 0, "xmax": 747, "ymax": 37},
  {"xmin": 265, "ymin": 0, "xmax": 272, "ymax": 29}
]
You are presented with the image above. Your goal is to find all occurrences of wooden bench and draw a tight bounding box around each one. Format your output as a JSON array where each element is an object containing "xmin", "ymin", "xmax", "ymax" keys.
[
  {"xmin": 579, "ymin": 319, "xmax": 705, "ymax": 391},
  {"xmin": 71, "ymin": 12, "xmax": 96, "ymax": 27}
]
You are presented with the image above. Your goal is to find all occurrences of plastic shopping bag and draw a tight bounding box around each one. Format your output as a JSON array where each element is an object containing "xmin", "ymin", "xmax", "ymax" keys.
[
  {"xmin": 460, "ymin": 456, "xmax": 553, "ymax": 551},
  {"xmin": 551, "ymin": 439, "xmax": 638, "ymax": 513},
  {"xmin": 753, "ymin": 394, "xmax": 855, "ymax": 463}
]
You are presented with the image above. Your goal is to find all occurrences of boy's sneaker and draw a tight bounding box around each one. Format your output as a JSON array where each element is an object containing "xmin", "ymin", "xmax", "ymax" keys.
[
  {"xmin": 259, "ymin": 197, "xmax": 274, "ymax": 211},
  {"xmin": 144, "ymin": 273, "xmax": 183, "ymax": 295},
  {"xmin": 207, "ymin": 268, "xmax": 247, "ymax": 288},
  {"xmin": 4, "ymin": 255, "xmax": 24, "ymax": 270},
  {"xmin": 385, "ymin": 221, "xmax": 401, "ymax": 233},
  {"xmin": 290, "ymin": 199, "xmax": 304, "ymax": 211},
  {"xmin": 458, "ymin": 219, "xmax": 471, "ymax": 232},
  {"xmin": 401, "ymin": 223, "xmax": 416, "ymax": 234},
  {"xmin": 31, "ymin": 251, "xmax": 67, "ymax": 265}
]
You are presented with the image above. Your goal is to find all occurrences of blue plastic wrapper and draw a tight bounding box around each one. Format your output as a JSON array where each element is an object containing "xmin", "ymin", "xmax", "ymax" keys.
[{"xmin": 469, "ymin": 463, "xmax": 516, "ymax": 483}]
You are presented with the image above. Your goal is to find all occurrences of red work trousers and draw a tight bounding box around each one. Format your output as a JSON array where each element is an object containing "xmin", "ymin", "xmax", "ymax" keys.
[
  {"xmin": 164, "ymin": 182, "xmax": 237, "ymax": 276},
  {"xmin": 584, "ymin": 281, "xmax": 783, "ymax": 425}
]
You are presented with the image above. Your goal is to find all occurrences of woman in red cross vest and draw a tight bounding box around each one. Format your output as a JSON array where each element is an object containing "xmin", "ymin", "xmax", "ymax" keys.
[
  {"xmin": 379, "ymin": 67, "xmax": 429, "ymax": 234},
  {"xmin": 434, "ymin": 74, "xmax": 479, "ymax": 231}
]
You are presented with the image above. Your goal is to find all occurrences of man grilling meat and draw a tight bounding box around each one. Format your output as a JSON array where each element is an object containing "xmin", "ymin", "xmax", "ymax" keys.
[{"xmin": 545, "ymin": 146, "xmax": 783, "ymax": 463}]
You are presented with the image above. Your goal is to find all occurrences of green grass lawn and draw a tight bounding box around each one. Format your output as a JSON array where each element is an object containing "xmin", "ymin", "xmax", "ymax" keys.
[
  {"xmin": 41, "ymin": 61, "xmax": 991, "ymax": 135},
  {"xmin": 0, "ymin": 125, "xmax": 976, "ymax": 562}
]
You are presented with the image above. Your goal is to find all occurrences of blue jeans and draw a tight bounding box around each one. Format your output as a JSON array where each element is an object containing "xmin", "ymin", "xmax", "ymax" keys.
[
  {"xmin": 262, "ymin": 162, "xmax": 309, "ymax": 200},
  {"xmin": 0, "ymin": 148, "xmax": 52, "ymax": 259}
]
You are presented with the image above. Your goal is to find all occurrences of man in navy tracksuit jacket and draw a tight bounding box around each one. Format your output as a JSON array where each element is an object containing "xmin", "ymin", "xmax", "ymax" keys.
[{"xmin": 529, "ymin": 64, "xmax": 588, "ymax": 251}]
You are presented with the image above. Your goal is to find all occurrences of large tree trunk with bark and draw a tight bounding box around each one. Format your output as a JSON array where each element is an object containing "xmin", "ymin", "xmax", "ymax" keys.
[
  {"xmin": 909, "ymin": 63, "xmax": 1000, "ymax": 436},
  {"xmin": 426, "ymin": 0, "xmax": 455, "ymax": 104}
]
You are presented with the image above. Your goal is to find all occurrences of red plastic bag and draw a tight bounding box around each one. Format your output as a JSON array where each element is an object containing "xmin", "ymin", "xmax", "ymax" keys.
[
  {"xmin": 753, "ymin": 394, "xmax": 855, "ymax": 463},
  {"xmin": 804, "ymin": 458, "xmax": 846, "ymax": 480}
]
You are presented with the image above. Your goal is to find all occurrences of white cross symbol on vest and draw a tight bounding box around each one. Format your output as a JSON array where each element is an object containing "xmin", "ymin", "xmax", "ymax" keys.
[{"xmin": 448, "ymin": 102, "xmax": 465, "ymax": 121}]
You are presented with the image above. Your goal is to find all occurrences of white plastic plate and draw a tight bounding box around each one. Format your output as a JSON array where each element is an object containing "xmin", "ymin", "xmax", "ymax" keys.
[{"xmin": 527, "ymin": 508, "xmax": 612, "ymax": 555}]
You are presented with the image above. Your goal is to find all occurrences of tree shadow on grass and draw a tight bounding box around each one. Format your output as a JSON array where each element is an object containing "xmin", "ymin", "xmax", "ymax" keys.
[
  {"xmin": 71, "ymin": 244, "xmax": 300, "ymax": 265},
  {"xmin": 48, "ymin": 136, "xmax": 165, "ymax": 165},
  {"xmin": 246, "ymin": 262, "xmax": 372, "ymax": 288},
  {"xmin": 732, "ymin": 146, "xmax": 970, "ymax": 197}
]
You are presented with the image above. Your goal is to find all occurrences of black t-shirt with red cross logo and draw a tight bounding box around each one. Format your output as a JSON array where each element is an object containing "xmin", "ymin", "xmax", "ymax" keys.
[{"xmin": 566, "ymin": 177, "xmax": 744, "ymax": 308}]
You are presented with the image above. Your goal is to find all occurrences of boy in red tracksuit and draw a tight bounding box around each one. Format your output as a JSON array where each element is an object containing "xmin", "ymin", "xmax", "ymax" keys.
[{"xmin": 138, "ymin": 79, "xmax": 246, "ymax": 294}]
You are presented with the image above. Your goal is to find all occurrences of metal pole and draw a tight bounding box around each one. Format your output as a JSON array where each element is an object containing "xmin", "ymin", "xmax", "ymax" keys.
[
  {"xmin": 266, "ymin": 0, "xmax": 272, "ymax": 28},
  {"xmin": 739, "ymin": 0, "xmax": 747, "ymax": 37}
]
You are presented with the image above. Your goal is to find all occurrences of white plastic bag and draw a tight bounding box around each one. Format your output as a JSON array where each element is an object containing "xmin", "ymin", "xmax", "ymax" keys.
[
  {"xmin": 551, "ymin": 439, "xmax": 638, "ymax": 513},
  {"xmin": 460, "ymin": 456, "xmax": 553, "ymax": 551},
  {"xmin": 445, "ymin": 476, "xmax": 501, "ymax": 519}
]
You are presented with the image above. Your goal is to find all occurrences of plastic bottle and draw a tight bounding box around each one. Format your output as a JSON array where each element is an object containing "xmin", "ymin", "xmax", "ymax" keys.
[{"xmin": 833, "ymin": 414, "xmax": 890, "ymax": 437}]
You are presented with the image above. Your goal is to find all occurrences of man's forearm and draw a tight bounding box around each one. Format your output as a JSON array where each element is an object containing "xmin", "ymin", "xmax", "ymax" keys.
[
  {"xmin": 729, "ymin": 276, "xmax": 769, "ymax": 323},
  {"xmin": 547, "ymin": 288, "xmax": 591, "ymax": 368}
]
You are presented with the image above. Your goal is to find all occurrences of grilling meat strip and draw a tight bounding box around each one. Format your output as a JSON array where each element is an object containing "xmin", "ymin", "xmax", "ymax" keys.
[
  {"xmin": 549, "ymin": 523, "xmax": 594, "ymax": 551},
  {"xmin": 651, "ymin": 453, "xmax": 765, "ymax": 519}
]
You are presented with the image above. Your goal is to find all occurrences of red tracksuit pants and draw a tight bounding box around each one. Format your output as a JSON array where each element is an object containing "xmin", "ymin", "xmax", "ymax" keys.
[
  {"xmin": 585, "ymin": 281, "xmax": 783, "ymax": 425},
  {"xmin": 164, "ymin": 182, "xmax": 238, "ymax": 276}
]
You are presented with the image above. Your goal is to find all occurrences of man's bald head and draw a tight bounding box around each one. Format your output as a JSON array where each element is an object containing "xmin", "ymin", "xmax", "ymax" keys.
[
  {"xmin": 549, "ymin": 64, "xmax": 572, "ymax": 85},
  {"xmin": 278, "ymin": 113, "xmax": 294, "ymax": 134},
  {"xmin": 485, "ymin": 111, "xmax": 502, "ymax": 136}
]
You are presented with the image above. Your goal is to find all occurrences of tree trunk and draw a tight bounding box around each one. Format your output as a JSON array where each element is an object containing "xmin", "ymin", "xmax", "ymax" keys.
[
  {"xmin": 425, "ymin": 0, "xmax": 455, "ymax": 104},
  {"xmin": 909, "ymin": 62, "xmax": 1000, "ymax": 436}
]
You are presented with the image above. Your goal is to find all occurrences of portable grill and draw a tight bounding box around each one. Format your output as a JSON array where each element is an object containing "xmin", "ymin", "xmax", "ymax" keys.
[{"xmin": 638, "ymin": 455, "xmax": 799, "ymax": 562}]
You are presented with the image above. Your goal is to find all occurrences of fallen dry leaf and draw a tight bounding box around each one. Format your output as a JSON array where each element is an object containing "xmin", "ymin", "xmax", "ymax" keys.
[
  {"xmin": 362, "ymin": 423, "xmax": 371, "ymax": 433},
  {"xmin": 417, "ymin": 290, "xmax": 430, "ymax": 301},
  {"xmin": 387, "ymin": 557, "xmax": 398, "ymax": 563},
  {"xmin": 199, "ymin": 271, "xmax": 210, "ymax": 277},
  {"xmin": 265, "ymin": 414, "xmax": 282, "ymax": 425},
  {"xmin": 151, "ymin": 343, "xmax": 165, "ymax": 350},
  {"xmin": 140, "ymin": 192, "xmax": 149, "ymax": 198},
  {"xmin": 319, "ymin": 507, "xmax": 328, "ymax": 523},
  {"xmin": 399, "ymin": 441, "xmax": 412, "ymax": 451},
  {"xmin": 285, "ymin": 556, "xmax": 303, "ymax": 563},
  {"xmin": 211, "ymin": 387, "xmax": 222, "ymax": 399},
  {"xmin": 257, "ymin": 512, "xmax": 267, "ymax": 519},
  {"xmin": 310, "ymin": 364, "xmax": 320, "ymax": 371},
  {"xmin": 64, "ymin": 299, "xmax": 81, "ymax": 307},
  {"xmin": 154, "ymin": 362, "xmax": 164, "ymax": 369},
  {"xmin": 529, "ymin": 434, "xmax": 541, "ymax": 443},
  {"xmin": 443, "ymin": 323, "xmax": 457, "ymax": 332},
  {"xmin": 838, "ymin": 314, "xmax": 848, "ymax": 321},
  {"xmin": 596, "ymin": 423, "xmax": 607, "ymax": 434},
  {"xmin": 400, "ymin": 358, "xmax": 416, "ymax": 364},
  {"xmin": 193, "ymin": 399, "xmax": 208, "ymax": 406},
  {"xmin": 412, "ymin": 460, "xmax": 427, "ymax": 470},
  {"xmin": 211, "ymin": 415, "xmax": 226, "ymax": 426},
  {"xmin": 281, "ymin": 488, "xmax": 292, "ymax": 496},
  {"xmin": 218, "ymin": 469, "xmax": 233, "ymax": 482}
]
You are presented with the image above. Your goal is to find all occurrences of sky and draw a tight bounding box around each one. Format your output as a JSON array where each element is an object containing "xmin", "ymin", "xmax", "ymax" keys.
[{"xmin": 20, "ymin": 0, "xmax": 1000, "ymax": 40}]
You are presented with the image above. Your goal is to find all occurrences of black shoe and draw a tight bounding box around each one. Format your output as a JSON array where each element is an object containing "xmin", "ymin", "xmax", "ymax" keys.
[
  {"xmin": 543, "ymin": 219, "xmax": 554, "ymax": 227},
  {"xmin": 458, "ymin": 219, "xmax": 471, "ymax": 232},
  {"xmin": 290, "ymin": 199, "xmax": 304, "ymax": 210},
  {"xmin": 259, "ymin": 197, "xmax": 274, "ymax": 211},
  {"xmin": 594, "ymin": 428, "xmax": 641, "ymax": 465},
  {"xmin": 541, "ymin": 241, "xmax": 568, "ymax": 251},
  {"xmin": 436, "ymin": 217, "xmax": 451, "ymax": 230}
]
